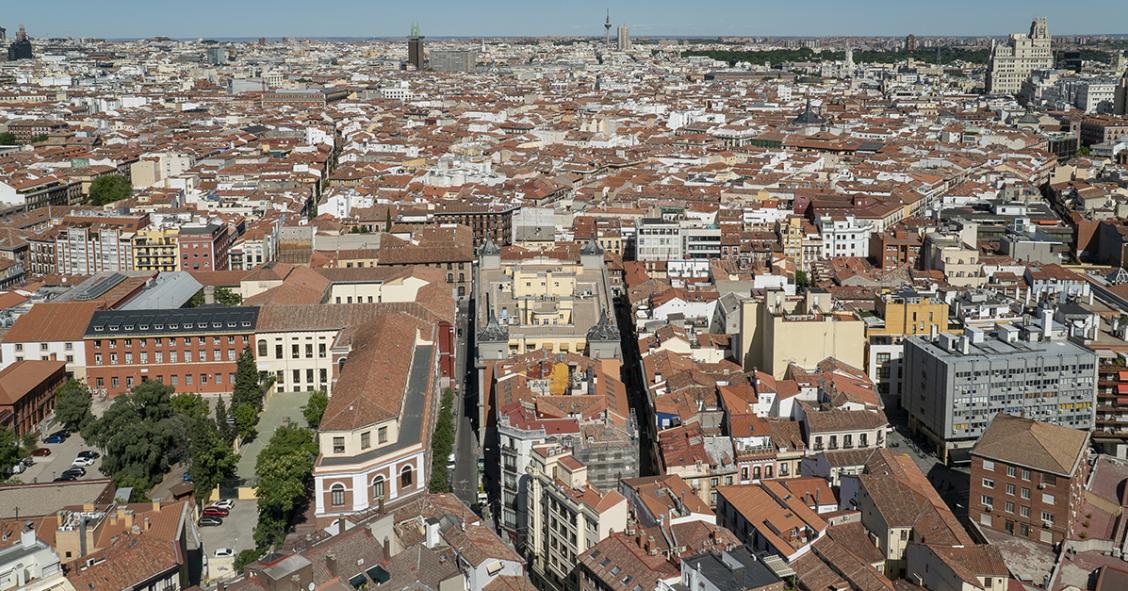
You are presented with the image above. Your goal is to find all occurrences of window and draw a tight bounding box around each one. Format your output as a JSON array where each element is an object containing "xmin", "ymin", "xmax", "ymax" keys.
[
  {"xmin": 1007, "ymin": 466, "xmax": 1016, "ymax": 477},
  {"xmin": 319, "ymin": 343, "xmax": 326, "ymax": 358},
  {"xmin": 293, "ymin": 369, "xmax": 301, "ymax": 384},
  {"xmin": 1042, "ymin": 493, "xmax": 1055, "ymax": 505},
  {"xmin": 373, "ymin": 476, "xmax": 385, "ymax": 499},
  {"xmin": 258, "ymin": 340, "xmax": 267, "ymax": 357},
  {"xmin": 982, "ymin": 478, "xmax": 994, "ymax": 489},
  {"xmin": 275, "ymin": 344, "xmax": 283, "ymax": 358},
  {"xmin": 40, "ymin": 343, "xmax": 48, "ymax": 351},
  {"xmin": 981, "ymin": 495, "xmax": 993, "ymax": 507},
  {"xmin": 1020, "ymin": 506, "xmax": 1031, "ymax": 518},
  {"xmin": 1005, "ymin": 501, "xmax": 1015, "ymax": 513},
  {"xmin": 1043, "ymin": 474, "xmax": 1057, "ymax": 486},
  {"xmin": 1006, "ymin": 483, "xmax": 1016, "ymax": 496},
  {"xmin": 1021, "ymin": 469, "xmax": 1031, "ymax": 481},
  {"xmin": 332, "ymin": 437, "xmax": 345, "ymax": 453},
  {"xmin": 330, "ymin": 484, "xmax": 345, "ymax": 506},
  {"xmin": 401, "ymin": 465, "xmax": 414, "ymax": 489},
  {"xmin": 982, "ymin": 459, "xmax": 994, "ymax": 471},
  {"xmin": 361, "ymin": 431, "xmax": 371, "ymax": 449},
  {"xmin": 186, "ymin": 374, "xmax": 193, "ymax": 385},
  {"xmin": 306, "ymin": 344, "xmax": 313, "ymax": 358},
  {"xmin": 378, "ymin": 426, "xmax": 388, "ymax": 444},
  {"xmin": 292, "ymin": 344, "xmax": 299, "ymax": 358},
  {"xmin": 1021, "ymin": 488, "xmax": 1031, "ymax": 500}
]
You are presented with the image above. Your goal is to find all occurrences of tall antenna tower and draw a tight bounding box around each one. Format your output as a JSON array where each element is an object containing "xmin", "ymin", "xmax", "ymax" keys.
[{"xmin": 604, "ymin": 10, "xmax": 612, "ymax": 46}]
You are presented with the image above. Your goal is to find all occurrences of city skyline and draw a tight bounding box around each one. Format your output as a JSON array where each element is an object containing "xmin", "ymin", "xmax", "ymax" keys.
[{"xmin": 5, "ymin": 0, "xmax": 1128, "ymax": 40}]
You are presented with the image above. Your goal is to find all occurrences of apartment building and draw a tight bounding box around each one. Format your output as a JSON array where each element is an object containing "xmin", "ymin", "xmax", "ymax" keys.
[
  {"xmin": 715, "ymin": 481, "xmax": 828, "ymax": 562},
  {"xmin": 635, "ymin": 217, "xmax": 721, "ymax": 262},
  {"xmin": 969, "ymin": 413, "xmax": 1091, "ymax": 545},
  {"xmin": 739, "ymin": 290, "xmax": 865, "ymax": 378},
  {"xmin": 902, "ymin": 326, "xmax": 1097, "ymax": 463},
  {"xmin": 815, "ymin": 214, "xmax": 872, "ymax": 259},
  {"xmin": 524, "ymin": 444, "xmax": 628, "ymax": 591},
  {"xmin": 177, "ymin": 220, "xmax": 233, "ymax": 271},
  {"xmin": 864, "ymin": 289, "xmax": 953, "ymax": 406},
  {"xmin": 0, "ymin": 360, "xmax": 67, "ymax": 437},
  {"xmin": 83, "ymin": 307, "xmax": 258, "ymax": 397},
  {"xmin": 986, "ymin": 18, "xmax": 1053, "ymax": 95},
  {"xmin": 132, "ymin": 226, "xmax": 180, "ymax": 272}
]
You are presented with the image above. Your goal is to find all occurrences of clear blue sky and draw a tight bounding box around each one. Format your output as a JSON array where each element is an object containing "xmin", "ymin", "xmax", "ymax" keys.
[{"xmin": 6, "ymin": 0, "xmax": 1127, "ymax": 39}]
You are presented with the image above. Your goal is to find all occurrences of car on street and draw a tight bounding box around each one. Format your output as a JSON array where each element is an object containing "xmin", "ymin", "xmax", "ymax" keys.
[
  {"xmin": 43, "ymin": 431, "xmax": 68, "ymax": 444},
  {"xmin": 198, "ymin": 516, "xmax": 223, "ymax": 527},
  {"xmin": 211, "ymin": 499, "xmax": 235, "ymax": 510},
  {"xmin": 72, "ymin": 456, "xmax": 95, "ymax": 467},
  {"xmin": 214, "ymin": 547, "xmax": 234, "ymax": 558},
  {"xmin": 31, "ymin": 448, "xmax": 52, "ymax": 457},
  {"xmin": 202, "ymin": 506, "xmax": 229, "ymax": 518}
]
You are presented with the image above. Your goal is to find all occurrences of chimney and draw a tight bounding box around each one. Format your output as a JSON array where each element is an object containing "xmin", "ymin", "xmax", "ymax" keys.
[
  {"xmin": 336, "ymin": 517, "xmax": 347, "ymax": 535},
  {"xmin": 929, "ymin": 323, "xmax": 938, "ymax": 340},
  {"xmin": 325, "ymin": 553, "xmax": 337, "ymax": 576},
  {"xmin": 151, "ymin": 501, "xmax": 161, "ymax": 513},
  {"xmin": 143, "ymin": 517, "xmax": 151, "ymax": 531},
  {"xmin": 382, "ymin": 537, "xmax": 392, "ymax": 560}
]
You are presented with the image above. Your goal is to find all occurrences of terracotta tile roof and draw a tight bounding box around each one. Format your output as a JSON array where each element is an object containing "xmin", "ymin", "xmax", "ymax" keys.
[
  {"xmin": 0, "ymin": 360, "xmax": 65, "ymax": 405},
  {"xmin": 2, "ymin": 302, "xmax": 100, "ymax": 342},
  {"xmin": 972, "ymin": 413, "xmax": 1089, "ymax": 476}
]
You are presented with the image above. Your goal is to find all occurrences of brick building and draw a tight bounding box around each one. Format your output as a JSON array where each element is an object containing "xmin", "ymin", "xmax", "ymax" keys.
[
  {"xmin": 969, "ymin": 413, "xmax": 1091, "ymax": 545},
  {"xmin": 177, "ymin": 221, "xmax": 234, "ymax": 272},
  {"xmin": 83, "ymin": 307, "xmax": 258, "ymax": 397},
  {"xmin": 0, "ymin": 360, "xmax": 67, "ymax": 437}
]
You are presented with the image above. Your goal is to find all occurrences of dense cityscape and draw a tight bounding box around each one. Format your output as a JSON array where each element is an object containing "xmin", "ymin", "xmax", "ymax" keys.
[{"xmin": 0, "ymin": 6, "xmax": 1127, "ymax": 591}]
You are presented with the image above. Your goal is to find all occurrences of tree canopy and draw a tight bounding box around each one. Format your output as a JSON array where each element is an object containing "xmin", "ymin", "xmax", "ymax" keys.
[
  {"xmin": 253, "ymin": 423, "xmax": 318, "ymax": 549},
  {"xmin": 55, "ymin": 379, "xmax": 94, "ymax": 432},
  {"xmin": 88, "ymin": 175, "xmax": 132, "ymax": 206},
  {"xmin": 302, "ymin": 390, "xmax": 328, "ymax": 428},
  {"xmin": 82, "ymin": 381, "xmax": 188, "ymax": 490},
  {"xmin": 0, "ymin": 428, "xmax": 20, "ymax": 478}
]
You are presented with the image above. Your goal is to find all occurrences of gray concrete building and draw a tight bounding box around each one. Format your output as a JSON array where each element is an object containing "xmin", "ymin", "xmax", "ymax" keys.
[
  {"xmin": 430, "ymin": 49, "xmax": 478, "ymax": 73},
  {"xmin": 902, "ymin": 325, "xmax": 1097, "ymax": 463}
]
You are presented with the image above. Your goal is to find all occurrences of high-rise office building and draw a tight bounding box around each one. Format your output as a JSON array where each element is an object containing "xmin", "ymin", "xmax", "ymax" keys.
[
  {"xmin": 430, "ymin": 49, "xmax": 478, "ymax": 73},
  {"xmin": 407, "ymin": 23, "xmax": 424, "ymax": 70},
  {"xmin": 617, "ymin": 24, "xmax": 631, "ymax": 51},
  {"xmin": 205, "ymin": 46, "xmax": 227, "ymax": 66},
  {"xmin": 904, "ymin": 34, "xmax": 917, "ymax": 53},
  {"xmin": 7, "ymin": 24, "xmax": 32, "ymax": 61},
  {"xmin": 986, "ymin": 17, "xmax": 1053, "ymax": 95}
]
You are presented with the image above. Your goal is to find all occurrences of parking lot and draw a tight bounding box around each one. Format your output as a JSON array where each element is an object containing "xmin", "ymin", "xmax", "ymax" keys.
[
  {"xmin": 14, "ymin": 429, "xmax": 105, "ymax": 485},
  {"xmin": 198, "ymin": 497, "xmax": 258, "ymax": 581}
]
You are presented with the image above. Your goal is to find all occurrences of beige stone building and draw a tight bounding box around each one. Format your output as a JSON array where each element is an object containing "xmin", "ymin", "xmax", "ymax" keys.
[
  {"xmin": 738, "ymin": 290, "xmax": 865, "ymax": 378},
  {"xmin": 987, "ymin": 18, "xmax": 1052, "ymax": 95}
]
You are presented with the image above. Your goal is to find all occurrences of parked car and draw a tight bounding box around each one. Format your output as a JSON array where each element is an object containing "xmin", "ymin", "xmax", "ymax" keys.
[
  {"xmin": 19, "ymin": 457, "xmax": 33, "ymax": 467},
  {"xmin": 43, "ymin": 431, "xmax": 68, "ymax": 444},
  {"xmin": 53, "ymin": 474, "xmax": 78, "ymax": 482},
  {"xmin": 31, "ymin": 448, "xmax": 52, "ymax": 457},
  {"xmin": 214, "ymin": 547, "xmax": 234, "ymax": 558},
  {"xmin": 211, "ymin": 499, "xmax": 235, "ymax": 510},
  {"xmin": 72, "ymin": 456, "xmax": 95, "ymax": 467},
  {"xmin": 61, "ymin": 467, "xmax": 85, "ymax": 478},
  {"xmin": 77, "ymin": 450, "xmax": 100, "ymax": 460},
  {"xmin": 182, "ymin": 471, "xmax": 192, "ymax": 482},
  {"xmin": 202, "ymin": 506, "xmax": 229, "ymax": 518},
  {"xmin": 10, "ymin": 462, "xmax": 26, "ymax": 475},
  {"xmin": 198, "ymin": 516, "xmax": 223, "ymax": 527}
]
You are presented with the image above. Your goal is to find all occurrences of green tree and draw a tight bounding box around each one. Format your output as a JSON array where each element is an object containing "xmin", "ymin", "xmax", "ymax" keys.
[
  {"xmin": 0, "ymin": 132, "xmax": 16, "ymax": 145},
  {"xmin": 0, "ymin": 428, "xmax": 20, "ymax": 477},
  {"xmin": 171, "ymin": 393, "xmax": 209, "ymax": 422},
  {"xmin": 302, "ymin": 390, "xmax": 328, "ymax": 428},
  {"xmin": 795, "ymin": 270, "xmax": 810, "ymax": 292},
  {"xmin": 215, "ymin": 287, "xmax": 242, "ymax": 306},
  {"xmin": 233, "ymin": 403, "xmax": 258, "ymax": 442},
  {"xmin": 83, "ymin": 381, "xmax": 187, "ymax": 491},
  {"xmin": 253, "ymin": 423, "xmax": 318, "ymax": 549},
  {"xmin": 232, "ymin": 348, "xmax": 263, "ymax": 410},
  {"xmin": 55, "ymin": 379, "xmax": 94, "ymax": 432},
  {"xmin": 186, "ymin": 419, "xmax": 238, "ymax": 504},
  {"xmin": 20, "ymin": 431, "xmax": 37, "ymax": 457},
  {"xmin": 428, "ymin": 389, "xmax": 455, "ymax": 493},
  {"xmin": 234, "ymin": 548, "xmax": 263, "ymax": 572},
  {"xmin": 88, "ymin": 175, "xmax": 132, "ymax": 206},
  {"xmin": 214, "ymin": 398, "xmax": 234, "ymax": 444}
]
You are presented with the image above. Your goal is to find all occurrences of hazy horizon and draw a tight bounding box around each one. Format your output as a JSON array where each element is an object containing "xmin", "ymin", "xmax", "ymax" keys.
[{"xmin": 4, "ymin": 0, "xmax": 1127, "ymax": 40}]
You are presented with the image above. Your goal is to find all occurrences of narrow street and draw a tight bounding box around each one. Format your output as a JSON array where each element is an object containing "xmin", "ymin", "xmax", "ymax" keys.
[
  {"xmin": 614, "ymin": 295, "xmax": 657, "ymax": 477},
  {"xmin": 451, "ymin": 298, "xmax": 482, "ymax": 509}
]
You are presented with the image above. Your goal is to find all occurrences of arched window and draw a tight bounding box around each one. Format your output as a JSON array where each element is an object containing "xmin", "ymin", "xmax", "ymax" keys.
[
  {"xmin": 400, "ymin": 465, "xmax": 414, "ymax": 489},
  {"xmin": 257, "ymin": 340, "xmax": 267, "ymax": 357},
  {"xmin": 330, "ymin": 483, "xmax": 345, "ymax": 506},
  {"xmin": 458, "ymin": 272, "xmax": 465, "ymax": 283},
  {"xmin": 372, "ymin": 475, "xmax": 385, "ymax": 500},
  {"xmin": 752, "ymin": 466, "xmax": 761, "ymax": 480},
  {"xmin": 447, "ymin": 273, "xmax": 454, "ymax": 283}
]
